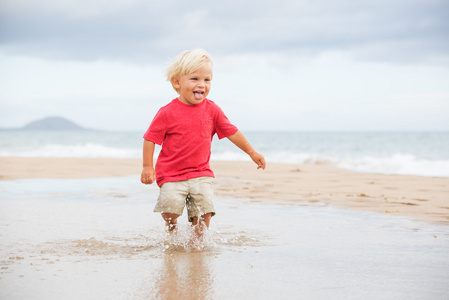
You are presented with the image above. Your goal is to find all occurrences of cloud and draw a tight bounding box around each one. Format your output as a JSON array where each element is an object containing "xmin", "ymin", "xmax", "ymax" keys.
[
  {"xmin": 1, "ymin": 0, "xmax": 448, "ymax": 64},
  {"xmin": 1, "ymin": 0, "xmax": 448, "ymax": 131}
]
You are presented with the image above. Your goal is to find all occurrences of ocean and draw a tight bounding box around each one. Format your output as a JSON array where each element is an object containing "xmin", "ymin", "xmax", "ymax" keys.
[{"xmin": 1, "ymin": 130, "xmax": 448, "ymax": 177}]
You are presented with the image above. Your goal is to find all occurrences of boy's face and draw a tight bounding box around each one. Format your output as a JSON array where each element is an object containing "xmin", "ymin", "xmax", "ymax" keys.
[{"xmin": 172, "ymin": 63, "xmax": 212, "ymax": 105}]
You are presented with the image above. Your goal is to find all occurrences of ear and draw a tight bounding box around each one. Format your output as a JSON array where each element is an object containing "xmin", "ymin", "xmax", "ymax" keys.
[{"xmin": 171, "ymin": 77, "xmax": 181, "ymax": 90}]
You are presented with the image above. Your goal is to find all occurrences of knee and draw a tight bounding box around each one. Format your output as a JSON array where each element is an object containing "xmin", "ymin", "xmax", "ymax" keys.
[
  {"xmin": 201, "ymin": 213, "xmax": 212, "ymax": 222},
  {"xmin": 162, "ymin": 213, "xmax": 179, "ymax": 223},
  {"xmin": 192, "ymin": 213, "xmax": 212, "ymax": 227}
]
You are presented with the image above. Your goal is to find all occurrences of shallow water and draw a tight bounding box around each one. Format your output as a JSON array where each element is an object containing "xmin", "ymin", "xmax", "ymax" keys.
[{"xmin": 0, "ymin": 177, "xmax": 448, "ymax": 299}]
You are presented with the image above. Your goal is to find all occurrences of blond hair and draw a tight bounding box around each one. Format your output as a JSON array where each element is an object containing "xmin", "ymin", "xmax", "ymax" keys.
[{"xmin": 166, "ymin": 49, "xmax": 213, "ymax": 93}]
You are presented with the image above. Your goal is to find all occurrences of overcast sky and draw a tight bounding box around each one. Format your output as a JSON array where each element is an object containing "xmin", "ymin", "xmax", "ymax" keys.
[{"xmin": 1, "ymin": 0, "xmax": 448, "ymax": 131}]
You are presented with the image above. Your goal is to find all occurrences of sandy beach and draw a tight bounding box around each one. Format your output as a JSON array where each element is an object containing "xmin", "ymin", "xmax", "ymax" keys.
[{"xmin": 1, "ymin": 157, "xmax": 448, "ymax": 225}]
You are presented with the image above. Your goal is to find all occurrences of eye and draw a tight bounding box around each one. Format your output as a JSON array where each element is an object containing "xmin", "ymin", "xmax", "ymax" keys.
[{"xmin": 191, "ymin": 77, "xmax": 198, "ymax": 81}]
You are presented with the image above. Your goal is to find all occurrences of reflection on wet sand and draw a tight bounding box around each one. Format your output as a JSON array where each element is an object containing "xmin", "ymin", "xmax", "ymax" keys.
[{"xmin": 152, "ymin": 251, "xmax": 215, "ymax": 299}]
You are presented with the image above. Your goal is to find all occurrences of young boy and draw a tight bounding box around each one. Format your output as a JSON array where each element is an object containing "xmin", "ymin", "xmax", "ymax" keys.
[{"xmin": 141, "ymin": 49, "xmax": 265, "ymax": 240}]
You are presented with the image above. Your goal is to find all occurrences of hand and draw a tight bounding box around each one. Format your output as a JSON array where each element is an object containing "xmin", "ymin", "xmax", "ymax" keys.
[
  {"xmin": 250, "ymin": 152, "xmax": 266, "ymax": 170},
  {"xmin": 141, "ymin": 167, "xmax": 156, "ymax": 184}
]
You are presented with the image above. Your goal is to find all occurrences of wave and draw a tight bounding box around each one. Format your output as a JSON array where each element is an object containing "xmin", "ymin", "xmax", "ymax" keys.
[
  {"xmin": 0, "ymin": 143, "xmax": 141, "ymax": 158},
  {"xmin": 212, "ymin": 151, "xmax": 449, "ymax": 177}
]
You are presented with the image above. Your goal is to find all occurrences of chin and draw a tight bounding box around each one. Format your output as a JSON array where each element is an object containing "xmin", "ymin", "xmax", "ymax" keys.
[{"xmin": 191, "ymin": 98, "xmax": 204, "ymax": 104}]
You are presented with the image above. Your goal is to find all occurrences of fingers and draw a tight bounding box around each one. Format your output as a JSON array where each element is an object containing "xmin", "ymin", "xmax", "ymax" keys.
[
  {"xmin": 256, "ymin": 157, "xmax": 266, "ymax": 170},
  {"xmin": 142, "ymin": 178, "xmax": 154, "ymax": 185},
  {"xmin": 250, "ymin": 152, "xmax": 266, "ymax": 170},
  {"xmin": 141, "ymin": 173, "xmax": 156, "ymax": 184},
  {"xmin": 259, "ymin": 159, "xmax": 266, "ymax": 170}
]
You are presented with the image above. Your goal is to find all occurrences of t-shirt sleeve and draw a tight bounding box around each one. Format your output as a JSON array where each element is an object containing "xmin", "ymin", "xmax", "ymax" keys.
[
  {"xmin": 214, "ymin": 106, "xmax": 238, "ymax": 139},
  {"xmin": 143, "ymin": 108, "xmax": 167, "ymax": 145}
]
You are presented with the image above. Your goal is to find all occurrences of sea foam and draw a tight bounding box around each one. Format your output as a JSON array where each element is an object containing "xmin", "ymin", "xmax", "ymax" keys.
[
  {"xmin": 212, "ymin": 151, "xmax": 449, "ymax": 177},
  {"xmin": 0, "ymin": 143, "xmax": 141, "ymax": 158}
]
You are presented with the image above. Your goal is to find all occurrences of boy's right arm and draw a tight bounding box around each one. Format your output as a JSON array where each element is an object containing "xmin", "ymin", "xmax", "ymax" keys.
[{"xmin": 141, "ymin": 140, "xmax": 156, "ymax": 185}]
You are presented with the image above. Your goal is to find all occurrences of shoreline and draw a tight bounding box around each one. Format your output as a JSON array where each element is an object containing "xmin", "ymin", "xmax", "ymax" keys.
[{"xmin": 1, "ymin": 157, "xmax": 448, "ymax": 226}]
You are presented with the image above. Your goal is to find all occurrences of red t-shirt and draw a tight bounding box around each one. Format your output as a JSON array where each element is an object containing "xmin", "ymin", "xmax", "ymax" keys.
[{"xmin": 143, "ymin": 98, "xmax": 238, "ymax": 187}]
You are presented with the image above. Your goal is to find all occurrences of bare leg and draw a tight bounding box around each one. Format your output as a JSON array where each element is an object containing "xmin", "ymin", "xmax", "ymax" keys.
[
  {"xmin": 161, "ymin": 213, "xmax": 180, "ymax": 233},
  {"xmin": 191, "ymin": 213, "xmax": 212, "ymax": 240}
]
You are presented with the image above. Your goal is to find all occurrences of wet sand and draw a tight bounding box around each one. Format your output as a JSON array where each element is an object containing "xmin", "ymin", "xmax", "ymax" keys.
[
  {"xmin": 1, "ymin": 176, "xmax": 448, "ymax": 299},
  {"xmin": 1, "ymin": 157, "xmax": 448, "ymax": 225}
]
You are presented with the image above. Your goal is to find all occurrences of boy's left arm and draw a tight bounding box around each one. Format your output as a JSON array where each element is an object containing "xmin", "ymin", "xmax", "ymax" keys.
[{"xmin": 227, "ymin": 131, "xmax": 266, "ymax": 170}]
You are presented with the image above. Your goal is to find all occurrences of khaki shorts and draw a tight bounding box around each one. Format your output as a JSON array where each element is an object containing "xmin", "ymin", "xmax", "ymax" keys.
[{"xmin": 154, "ymin": 177, "xmax": 215, "ymax": 222}]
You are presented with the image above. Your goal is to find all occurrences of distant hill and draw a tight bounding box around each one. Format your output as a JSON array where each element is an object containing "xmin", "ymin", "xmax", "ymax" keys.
[{"xmin": 23, "ymin": 117, "xmax": 85, "ymax": 130}]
